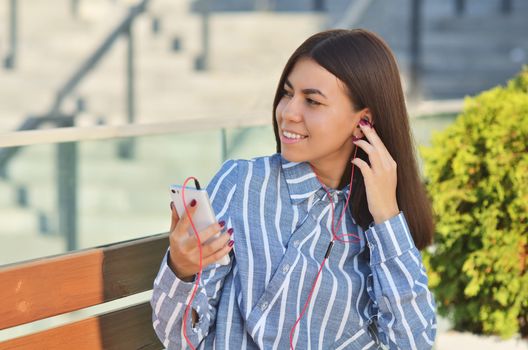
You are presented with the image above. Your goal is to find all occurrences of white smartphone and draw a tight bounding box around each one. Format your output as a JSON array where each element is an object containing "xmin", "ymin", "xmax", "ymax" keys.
[{"xmin": 169, "ymin": 184, "xmax": 230, "ymax": 266}]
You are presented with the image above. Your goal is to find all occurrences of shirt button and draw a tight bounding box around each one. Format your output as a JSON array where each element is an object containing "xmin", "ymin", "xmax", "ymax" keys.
[
  {"xmin": 260, "ymin": 301, "xmax": 269, "ymax": 311},
  {"xmin": 282, "ymin": 264, "xmax": 290, "ymax": 274},
  {"xmin": 293, "ymin": 240, "xmax": 300, "ymax": 248}
]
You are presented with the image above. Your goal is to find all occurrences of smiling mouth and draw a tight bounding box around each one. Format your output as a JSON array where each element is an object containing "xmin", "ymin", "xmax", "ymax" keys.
[{"xmin": 282, "ymin": 130, "xmax": 307, "ymax": 140}]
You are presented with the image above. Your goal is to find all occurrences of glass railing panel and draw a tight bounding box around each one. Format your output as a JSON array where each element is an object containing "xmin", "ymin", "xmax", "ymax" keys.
[
  {"xmin": 0, "ymin": 115, "xmax": 455, "ymax": 266},
  {"xmin": 0, "ymin": 125, "xmax": 277, "ymax": 265}
]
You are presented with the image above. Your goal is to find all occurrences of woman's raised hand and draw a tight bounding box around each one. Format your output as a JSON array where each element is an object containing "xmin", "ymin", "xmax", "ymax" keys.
[
  {"xmin": 351, "ymin": 118, "xmax": 400, "ymax": 225},
  {"xmin": 168, "ymin": 200, "xmax": 234, "ymax": 281}
]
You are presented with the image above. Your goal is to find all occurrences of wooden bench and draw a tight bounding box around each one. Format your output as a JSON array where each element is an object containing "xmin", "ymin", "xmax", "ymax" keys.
[{"xmin": 0, "ymin": 233, "xmax": 169, "ymax": 350}]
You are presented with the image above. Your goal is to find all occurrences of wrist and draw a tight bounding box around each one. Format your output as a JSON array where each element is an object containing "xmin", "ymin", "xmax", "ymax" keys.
[
  {"xmin": 373, "ymin": 206, "xmax": 400, "ymax": 225},
  {"xmin": 167, "ymin": 251, "xmax": 195, "ymax": 282}
]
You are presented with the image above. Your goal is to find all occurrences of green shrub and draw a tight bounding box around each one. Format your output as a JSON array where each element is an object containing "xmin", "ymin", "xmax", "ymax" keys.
[{"xmin": 420, "ymin": 67, "xmax": 528, "ymax": 338}]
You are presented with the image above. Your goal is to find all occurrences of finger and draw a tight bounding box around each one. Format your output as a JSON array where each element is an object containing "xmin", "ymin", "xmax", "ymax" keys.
[
  {"xmin": 352, "ymin": 139, "xmax": 383, "ymax": 170},
  {"xmin": 203, "ymin": 241, "xmax": 234, "ymax": 266},
  {"xmin": 183, "ymin": 221, "xmax": 224, "ymax": 251},
  {"xmin": 358, "ymin": 123, "xmax": 396, "ymax": 167},
  {"xmin": 175, "ymin": 200, "xmax": 199, "ymax": 236},
  {"xmin": 351, "ymin": 157, "xmax": 372, "ymax": 179},
  {"xmin": 202, "ymin": 231, "xmax": 232, "ymax": 257},
  {"xmin": 170, "ymin": 202, "xmax": 180, "ymax": 233},
  {"xmin": 352, "ymin": 139, "xmax": 374, "ymax": 155},
  {"xmin": 359, "ymin": 120, "xmax": 391, "ymax": 156}
]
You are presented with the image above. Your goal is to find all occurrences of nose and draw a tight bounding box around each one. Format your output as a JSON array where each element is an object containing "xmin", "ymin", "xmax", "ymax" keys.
[{"xmin": 281, "ymin": 98, "xmax": 303, "ymax": 123}]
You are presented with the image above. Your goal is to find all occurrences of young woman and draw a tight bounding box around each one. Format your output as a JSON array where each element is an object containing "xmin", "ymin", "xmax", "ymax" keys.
[{"xmin": 151, "ymin": 29, "xmax": 437, "ymax": 349}]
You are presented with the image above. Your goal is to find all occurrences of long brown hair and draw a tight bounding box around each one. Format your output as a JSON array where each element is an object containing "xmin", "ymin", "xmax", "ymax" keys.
[{"xmin": 272, "ymin": 29, "xmax": 434, "ymax": 249}]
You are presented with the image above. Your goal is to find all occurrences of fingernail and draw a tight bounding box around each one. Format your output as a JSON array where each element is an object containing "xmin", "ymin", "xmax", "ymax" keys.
[
  {"xmin": 219, "ymin": 220, "xmax": 226, "ymax": 228},
  {"xmin": 227, "ymin": 228, "xmax": 234, "ymax": 235},
  {"xmin": 190, "ymin": 199, "xmax": 197, "ymax": 207},
  {"xmin": 228, "ymin": 240, "xmax": 234, "ymax": 247},
  {"xmin": 359, "ymin": 118, "xmax": 370, "ymax": 127},
  {"xmin": 352, "ymin": 135, "xmax": 361, "ymax": 142}
]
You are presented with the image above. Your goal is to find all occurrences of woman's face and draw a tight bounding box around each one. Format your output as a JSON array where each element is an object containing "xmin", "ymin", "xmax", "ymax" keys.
[{"xmin": 276, "ymin": 58, "xmax": 362, "ymax": 168}]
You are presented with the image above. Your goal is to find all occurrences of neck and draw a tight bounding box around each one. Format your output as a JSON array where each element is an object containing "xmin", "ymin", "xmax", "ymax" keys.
[{"xmin": 310, "ymin": 157, "xmax": 349, "ymax": 190}]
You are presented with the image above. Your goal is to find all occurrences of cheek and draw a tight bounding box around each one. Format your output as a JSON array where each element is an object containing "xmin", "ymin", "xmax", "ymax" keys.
[
  {"xmin": 275, "ymin": 100, "xmax": 286, "ymax": 122},
  {"xmin": 303, "ymin": 113, "xmax": 326, "ymax": 132},
  {"xmin": 309, "ymin": 114, "xmax": 352, "ymax": 140}
]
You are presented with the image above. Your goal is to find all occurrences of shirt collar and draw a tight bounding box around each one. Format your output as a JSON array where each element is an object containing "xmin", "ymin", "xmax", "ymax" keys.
[{"xmin": 280, "ymin": 154, "xmax": 351, "ymax": 205}]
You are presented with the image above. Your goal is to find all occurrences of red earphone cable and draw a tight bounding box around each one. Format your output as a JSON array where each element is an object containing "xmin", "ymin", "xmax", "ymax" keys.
[
  {"xmin": 328, "ymin": 147, "xmax": 360, "ymax": 243},
  {"xmin": 290, "ymin": 147, "xmax": 360, "ymax": 349},
  {"xmin": 289, "ymin": 257, "xmax": 327, "ymax": 347},
  {"xmin": 181, "ymin": 176, "xmax": 203, "ymax": 350},
  {"xmin": 181, "ymin": 147, "xmax": 361, "ymax": 349}
]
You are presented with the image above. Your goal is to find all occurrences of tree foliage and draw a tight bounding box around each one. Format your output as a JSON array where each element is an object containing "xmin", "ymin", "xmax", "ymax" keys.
[{"xmin": 421, "ymin": 67, "xmax": 528, "ymax": 338}]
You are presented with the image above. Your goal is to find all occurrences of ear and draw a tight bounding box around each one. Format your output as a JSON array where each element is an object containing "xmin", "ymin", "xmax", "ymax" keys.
[
  {"xmin": 355, "ymin": 107, "xmax": 373, "ymax": 128},
  {"xmin": 363, "ymin": 108, "xmax": 373, "ymax": 125}
]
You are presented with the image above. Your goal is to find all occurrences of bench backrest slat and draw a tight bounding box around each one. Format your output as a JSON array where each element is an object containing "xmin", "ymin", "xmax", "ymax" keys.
[
  {"xmin": 0, "ymin": 302, "xmax": 163, "ymax": 350},
  {"xmin": 0, "ymin": 233, "xmax": 169, "ymax": 330}
]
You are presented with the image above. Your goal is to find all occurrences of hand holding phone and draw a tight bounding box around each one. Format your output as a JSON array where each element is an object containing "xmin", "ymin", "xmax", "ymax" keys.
[{"xmin": 168, "ymin": 185, "xmax": 232, "ymax": 280}]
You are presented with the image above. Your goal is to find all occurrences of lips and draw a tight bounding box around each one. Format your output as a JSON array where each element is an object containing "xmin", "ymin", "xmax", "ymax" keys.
[
  {"xmin": 280, "ymin": 129, "xmax": 307, "ymax": 144},
  {"xmin": 281, "ymin": 129, "xmax": 307, "ymax": 139}
]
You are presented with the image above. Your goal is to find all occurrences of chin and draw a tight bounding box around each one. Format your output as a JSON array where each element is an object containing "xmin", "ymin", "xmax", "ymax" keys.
[{"xmin": 280, "ymin": 150, "xmax": 308, "ymax": 164}]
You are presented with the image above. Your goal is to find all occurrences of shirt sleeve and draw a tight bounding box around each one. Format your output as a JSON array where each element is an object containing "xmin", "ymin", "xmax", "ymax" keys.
[
  {"xmin": 364, "ymin": 211, "xmax": 437, "ymax": 350},
  {"xmin": 150, "ymin": 159, "xmax": 238, "ymax": 349}
]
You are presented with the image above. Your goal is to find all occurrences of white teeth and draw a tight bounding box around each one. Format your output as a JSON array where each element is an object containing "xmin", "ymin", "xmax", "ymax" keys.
[{"xmin": 283, "ymin": 131, "xmax": 306, "ymax": 139}]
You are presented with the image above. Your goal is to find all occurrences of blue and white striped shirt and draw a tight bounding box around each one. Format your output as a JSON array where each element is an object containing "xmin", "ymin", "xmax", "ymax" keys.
[{"xmin": 151, "ymin": 153, "xmax": 437, "ymax": 349}]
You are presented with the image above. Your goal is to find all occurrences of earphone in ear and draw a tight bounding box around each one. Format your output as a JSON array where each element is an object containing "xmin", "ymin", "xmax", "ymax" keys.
[{"xmin": 356, "ymin": 115, "xmax": 371, "ymax": 128}]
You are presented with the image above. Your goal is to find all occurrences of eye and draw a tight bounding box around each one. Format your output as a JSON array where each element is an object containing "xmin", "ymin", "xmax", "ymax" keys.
[
  {"xmin": 306, "ymin": 98, "xmax": 321, "ymax": 106},
  {"xmin": 281, "ymin": 89, "xmax": 293, "ymax": 98},
  {"xmin": 280, "ymin": 89, "xmax": 322, "ymax": 106}
]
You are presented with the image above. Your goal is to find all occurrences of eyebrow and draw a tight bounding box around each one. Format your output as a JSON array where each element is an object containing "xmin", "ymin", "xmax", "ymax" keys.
[{"xmin": 285, "ymin": 80, "xmax": 327, "ymax": 99}]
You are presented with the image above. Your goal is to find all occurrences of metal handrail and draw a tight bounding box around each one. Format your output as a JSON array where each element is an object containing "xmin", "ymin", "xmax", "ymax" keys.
[
  {"xmin": 50, "ymin": 0, "xmax": 149, "ymax": 115},
  {"xmin": 0, "ymin": 116, "xmax": 271, "ymax": 148},
  {"xmin": 0, "ymin": 0, "xmax": 150, "ymax": 172},
  {"xmin": 0, "ymin": 114, "xmax": 74, "ymax": 175},
  {"xmin": 3, "ymin": 0, "xmax": 17, "ymax": 69},
  {"xmin": 0, "ymin": 0, "xmax": 151, "ymax": 252},
  {"xmin": 0, "ymin": 99, "xmax": 464, "ymax": 149}
]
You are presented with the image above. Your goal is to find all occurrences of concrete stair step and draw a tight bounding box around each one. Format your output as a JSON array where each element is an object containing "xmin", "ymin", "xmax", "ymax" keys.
[
  {"xmin": 1, "ymin": 8, "xmax": 323, "ymax": 130},
  {"xmin": 0, "ymin": 0, "xmax": 129, "ymax": 116},
  {"xmin": 190, "ymin": 0, "xmax": 327, "ymax": 12}
]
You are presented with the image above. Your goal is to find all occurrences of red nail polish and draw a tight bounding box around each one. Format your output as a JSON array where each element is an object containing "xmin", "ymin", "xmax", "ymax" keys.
[
  {"xmin": 219, "ymin": 221, "xmax": 226, "ymax": 228},
  {"xmin": 352, "ymin": 135, "xmax": 361, "ymax": 142},
  {"xmin": 228, "ymin": 240, "xmax": 234, "ymax": 247},
  {"xmin": 190, "ymin": 199, "xmax": 197, "ymax": 207},
  {"xmin": 227, "ymin": 228, "xmax": 234, "ymax": 235},
  {"xmin": 359, "ymin": 118, "xmax": 370, "ymax": 127}
]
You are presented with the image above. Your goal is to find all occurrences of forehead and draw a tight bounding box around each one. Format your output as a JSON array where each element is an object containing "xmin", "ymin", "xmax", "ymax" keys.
[{"xmin": 286, "ymin": 58, "xmax": 347, "ymax": 96}]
